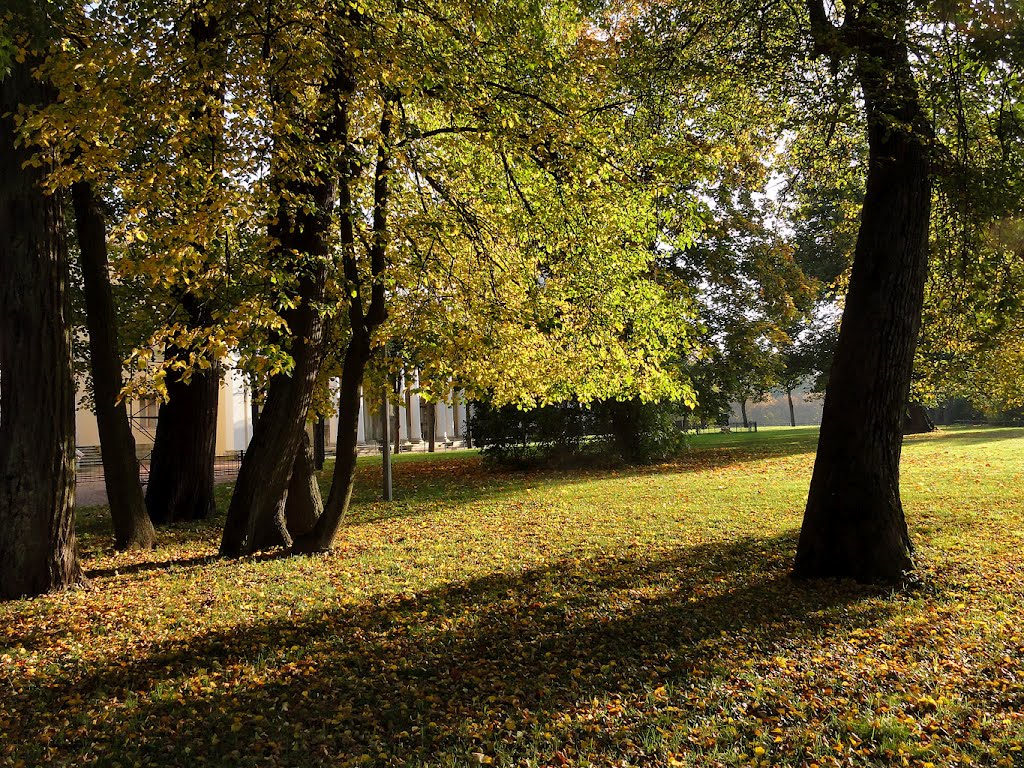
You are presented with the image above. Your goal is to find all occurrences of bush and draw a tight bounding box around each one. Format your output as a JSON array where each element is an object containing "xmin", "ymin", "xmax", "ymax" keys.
[{"xmin": 468, "ymin": 399, "xmax": 686, "ymax": 468}]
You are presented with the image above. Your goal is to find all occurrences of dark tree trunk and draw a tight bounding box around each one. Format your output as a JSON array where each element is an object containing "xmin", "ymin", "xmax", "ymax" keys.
[
  {"xmin": 292, "ymin": 92, "xmax": 392, "ymax": 553},
  {"xmin": 610, "ymin": 399, "xmax": 641, "ymax": 462},
  {"xmin": 903, "ymin": 403, "xmax": 936, "ymax": 435},
  {"xmin": 145, "ymin": 348, "xmax": 219, "ymax": 524},
  {"xmin": 794, "ymin": 0, "xmax": 932, "ymax": 584},
  {"xmin": 787, "ymin": 389, "xmax": 796, "ymax": 428},
  {"xmin": 285, "ymin": 430, "xmax": 323, "ymax": 539},
  {"xmin": 740, "ymin": 399, "xmax": 748, "ymax": 429},
  {"xmin": 71, "ymin": 181, "xmax": 155, "ymax": 550},
  {"xmin": 219, "ymin": 244, "xmax": 330, "ymax": 556},
  {"xmin": 219, "ymin": 169, "xmax": 334, "ymax": 555},
  {"xmin": 0, "ymin": 55, "xmax": 83, "ymax": 600},
  {"xmin": 292, "ymin": 334, "xmax": 372, "ymax": 552}
]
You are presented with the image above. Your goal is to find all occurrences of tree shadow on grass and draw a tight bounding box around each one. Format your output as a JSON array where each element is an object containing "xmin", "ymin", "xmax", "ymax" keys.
[
  {"xmin": 911, "ymin": 426, "xmax": 1024, "ymax": 449},
  {"xmin": 5, "ymin": 531, "xmax": 901, "ymax": 767}
]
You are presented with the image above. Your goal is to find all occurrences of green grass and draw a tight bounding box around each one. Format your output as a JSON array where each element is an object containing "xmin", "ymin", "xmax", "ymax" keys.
[{"xmin": 2, "ymin": 426, "xmax": 1024, "ymax": 767}]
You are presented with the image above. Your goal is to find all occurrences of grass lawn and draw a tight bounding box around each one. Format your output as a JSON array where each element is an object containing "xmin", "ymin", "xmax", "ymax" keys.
[{"xmin": 2, "ymin": 426, "xmax": 1024, "ymax": 767}]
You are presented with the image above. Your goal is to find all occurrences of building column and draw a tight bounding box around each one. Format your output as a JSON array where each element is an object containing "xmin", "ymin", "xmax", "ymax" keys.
[
  {"xmin": 356, "ymin": 388, "xmax": 366, "ymax": 443},
  {"xmin": 456, "ymin": 392, "xmax": 468, "ymax": 440},
  {"xmin": 451, "ymin": 392, "xmax": 461, "ymax": 439},
  {"xmin": 398, "ymin": 375, "xmax": 411, "ymax": 447},
  {"xmin": 435, "ymin": 396, "xmax": 450, "ymax": 443},
  {"xmin": 408, "ymin": 372, "xmax": 422, "ymax": 444}
]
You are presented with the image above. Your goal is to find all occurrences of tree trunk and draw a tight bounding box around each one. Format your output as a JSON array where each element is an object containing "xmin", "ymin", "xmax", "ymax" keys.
[
  {"xmin": 740, "ymin": 399, "xmax": 748, "ymax": 429},
  {"xmin": 220, "ymin": 274, "xmax": 328, "ymax": 554},
  {"xmin": 291, "ymin": 89, "xmax": 390, "ymax": 553},
  {"xmin": 145, "ymin": 347, "xmax": 219, "ymax": 524},
  {"xmin": 794, "ymin": 0, "xmax": 932, "ymax": 584},
  {"xmin": 292, "ymin": 334, "xmax": 372, "ymax": 552},
  {"xmin": 71, "ymin": 181, "xmax": 155, "ymax": 550},
  {"xmin": 903, "ymin": 403, "xmax": 936, "ymax": 435},
  {"xmin": 285, "ymin": 430, "xmax": 323, "ymax": 539},
  {"xmin": 0, "ymin": 55, "xmax": 83, "ymax": 600},
  {"xmin": 787, "ymin": 389, "xmax": 796, "ymax": 428}
]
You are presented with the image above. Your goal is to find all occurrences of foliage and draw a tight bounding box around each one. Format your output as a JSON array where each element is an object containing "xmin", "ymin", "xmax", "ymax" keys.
[
  {"xmin": 17, "ymin": 0, "xmax": 712, "ymax": 413},
  {"xmin": 469, "ymin": 398, "xmax": 687, "ymax": 468},
  {"xmin": 3, "ymin": 428, "xmax": 1024, "ymax": 765}
]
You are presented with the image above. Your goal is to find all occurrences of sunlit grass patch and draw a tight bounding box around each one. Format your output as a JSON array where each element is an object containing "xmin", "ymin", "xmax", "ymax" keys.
[{"xmin": 2, "ymin": 426, "xmax": 1024, "ymax": 766}]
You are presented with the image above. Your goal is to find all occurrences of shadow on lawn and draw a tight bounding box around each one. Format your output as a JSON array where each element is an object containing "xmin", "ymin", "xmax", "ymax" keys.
[
  {"xmin": 8, "ymin": 532, "xmax": 898, "ymax": 767},
  {"xmin": 917, "ymin": 426, "xmax": 1024, "ymax": 449}
]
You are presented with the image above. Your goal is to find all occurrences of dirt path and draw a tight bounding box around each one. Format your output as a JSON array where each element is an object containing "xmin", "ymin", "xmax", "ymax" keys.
[{"xmin": 75, "ymin": 461, "xmax": 242, "ymax": 508}]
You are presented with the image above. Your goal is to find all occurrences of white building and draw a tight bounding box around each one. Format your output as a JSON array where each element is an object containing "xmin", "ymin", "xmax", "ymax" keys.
[{"xmin": 75, "ymin": 368, "xmax": 470, "ymax": 457}]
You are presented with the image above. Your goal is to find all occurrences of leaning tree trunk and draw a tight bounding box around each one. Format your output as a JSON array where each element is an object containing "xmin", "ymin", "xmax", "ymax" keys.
[
  {"xmin": 219, "ymin": 294, "xmax": 327, "ymax": 555},
  {"xmin": 285, "ymin": 430, "xmax": 323, "ymax": 539},
  {"xmin": 794, "ymin": 0, "xmax": 932, "ymax": 584},
  {"xmin": 787, "ymin": 389, "xmax": 796, "ymax": 427},
  {"xmin": 0, "ymin": 55, "xmax": 83, "ymax": 600},
  {"xmin": 219, "ymin": 167, "xmax": 334, "ymax": 556},
  {"xmin": 71, "ymin": 181, "xmax": 155, "ymax": 549},
  {"xmin": 292, "ymin": 333, "xmax": 372, "ymax": 553}
]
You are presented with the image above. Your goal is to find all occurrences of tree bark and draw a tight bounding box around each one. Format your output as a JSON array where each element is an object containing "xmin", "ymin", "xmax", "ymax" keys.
[
  {"xmin": 740, "ymin": 399, "xmax": 748, "ymax": 429},
  {"xmin": 71, "ymin": 181, "xmax": 155, "ymax": 550},
  {"xmin": 285, "ymin": 430, "xmax": 323, "ymax": 539},
  {"xmin": 0, "ymin": 55, "xmax": 83, "ymax": 600},
  {"xmin": 145, "ymin": 346, "xmax": 220, "ymax": 524},
  {"xmin": 787, "ymin": 389, "xmax": 796, "ymax": 428},
  {"xmin": 794, "ymin": 0, "xmax": 932, "ymax": 584},
  {"xmin": 292, "ymin": 334, "xmax": 372, "ymax": 552}
]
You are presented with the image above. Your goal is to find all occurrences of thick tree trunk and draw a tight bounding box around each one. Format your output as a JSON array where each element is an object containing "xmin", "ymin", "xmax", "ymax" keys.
[
  {"xmin": 220, "ymin": 299, "xmax": 326, "ymax": 555},
  {"xmin": 71, "ymin": 181, "xmax": 155, "ymax": 549},
  {"xmin": 0, "ymin": 57, "xmax": 83, "ymax": 600},
  {"xmin": 903, "ymin": 403, "xmax": 936, "ymax": 434},
  {"xmin": 610, "ymin": 399, "xmax": 641, "ymax": 462},
  {"xmin": 794, "ymin": 0, "xmax": 932, "ymax": 584},
  {"xmin": 740, "ymin": 399, "xmax": 748, "ymax": 429},
  {"xmin": 787, "ymin": 389, "xmax": 796, "ymax": 428},
  {"xmin": 145, "ymin": 349, "xmax": 219, "ymax": 524},
  {"xmin": 285, "ymin": 430, "xmax": 323, "ymax": 539}
]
